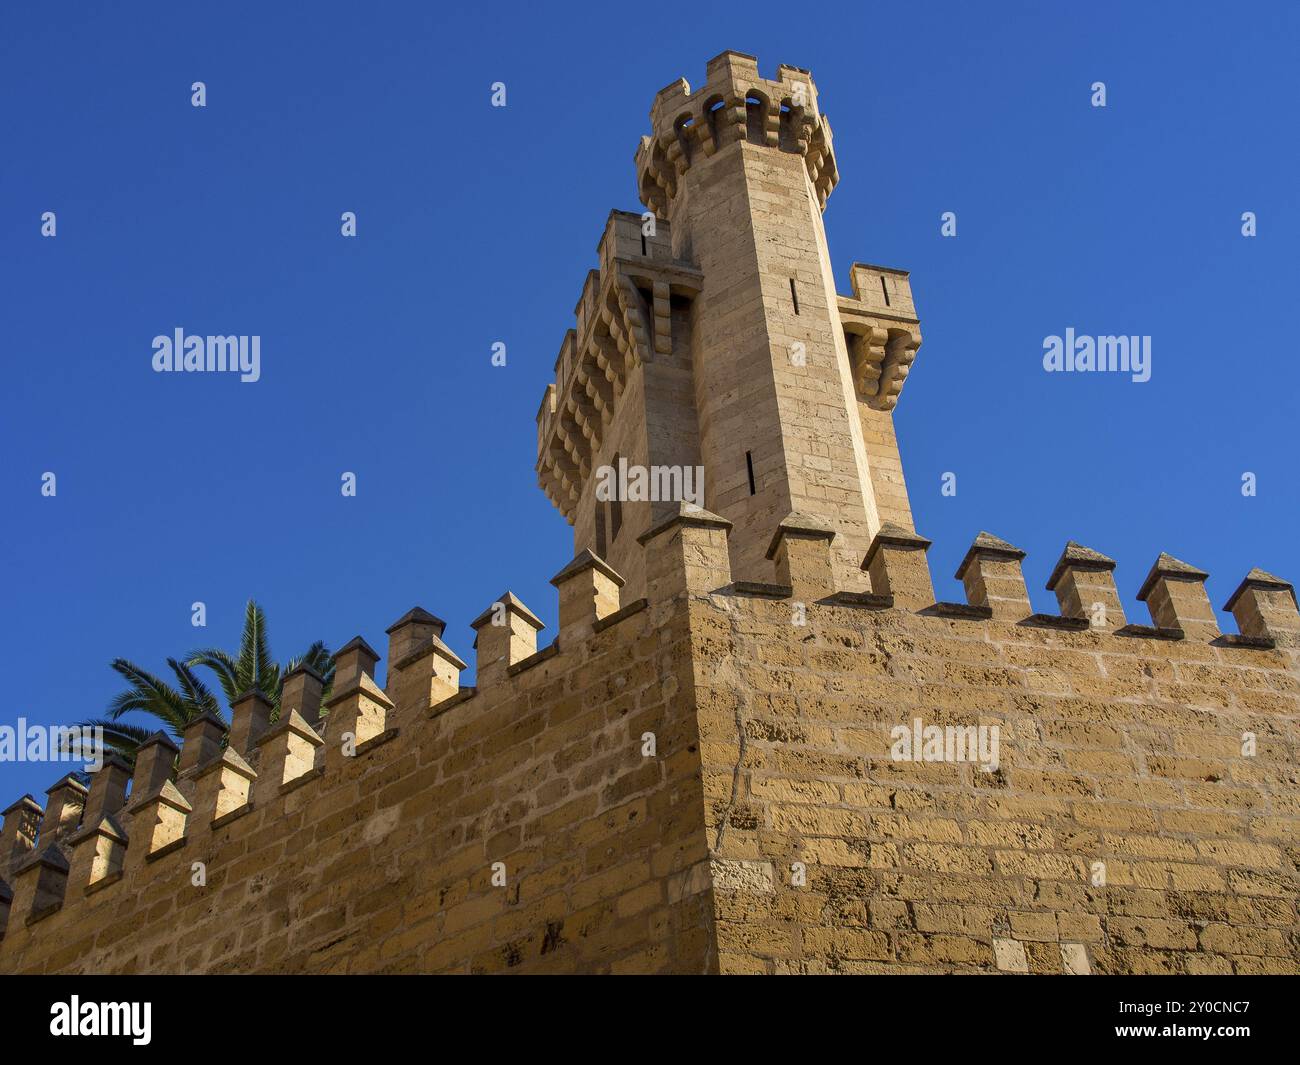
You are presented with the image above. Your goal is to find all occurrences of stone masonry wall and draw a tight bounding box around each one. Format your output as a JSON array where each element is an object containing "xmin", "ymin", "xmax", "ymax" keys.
[
  {"xmin": 1, "ymin": 512, "xmax": 1296, "ymax": 975},
  {"xmin": 694, "ymin": 530, "xmax": 1300, "ymax": 975},
  {"xmin": 0, "ymin": 567, "xmax": 717, "ymax": 974}
]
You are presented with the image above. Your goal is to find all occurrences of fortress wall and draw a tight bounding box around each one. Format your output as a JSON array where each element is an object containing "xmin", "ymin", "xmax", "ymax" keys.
[
  {"xmin": 2, "ymin": 512, "xmax": 1296, "ymax": 975},
  {"xmin": 0, "ymin": 575, "xmax": 717, "ymax": 974},
  {"xmin": 691, "ymin": 530, "xmax": 1300, "ymax": 974}
]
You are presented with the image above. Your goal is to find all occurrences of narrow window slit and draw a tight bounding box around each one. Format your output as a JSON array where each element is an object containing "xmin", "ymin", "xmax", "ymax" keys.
[
  {"xmin": 790, "ymin": 278, "xmax": 800, "ymax": 314},
  {"xmin": 610, "ymin": 451, "xmax": 623, "ymax": 539},
  {"xmin": 745, "ymin": 451, "xmax": 756, "ymax": 495},
  {"xmin": 880, "ymin": 276, "xmax": 890, "ymax": 306}
]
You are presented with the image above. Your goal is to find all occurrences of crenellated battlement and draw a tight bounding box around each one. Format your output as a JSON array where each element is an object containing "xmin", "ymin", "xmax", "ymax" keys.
[
  {"xmin": 1, "ymin": 508, "xmax": 1296, "ymax": 972},
  {"xmin": 535, "ymin": 210, "xmax": 703, "ymax": 524},
  {"xmin": 636, "ymin": 51, "xmax": 838, "ymax": 217}
]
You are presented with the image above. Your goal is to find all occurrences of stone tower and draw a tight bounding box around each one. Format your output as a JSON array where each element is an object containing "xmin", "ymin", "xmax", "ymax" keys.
[{"xmin": 537, "ymin": 51, "xmax": 922, "ymax": 596}]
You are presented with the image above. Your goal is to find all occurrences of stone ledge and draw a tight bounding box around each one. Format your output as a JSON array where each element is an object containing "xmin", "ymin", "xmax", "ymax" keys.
[
  {"xmin": 1215, "ymin": 633, "xmax": 1277, "ymax": 650},
  {"xmin": 26, "ymin": 902, "xmax": 62, "ymax": 926},
  {"xmin": 146, "ymin": 837, "xmax": 187, "ymax": 863},
  {"xmin": 1020, "ymin": 614, "xmax": 1091, "ymax": 631},
  {"xmin": 429, "ymin": 687, "xmax": 477, "ymax": 720},
  {"xmin": 211, "ymin": 803, "xmax": 256, "ymax": 831},
  {"xmin": 1115, "ymin": 623, "xmax": 1184, "ymax": 641},
  {"xmin": 593, "ymin": 598, "xmax": 649, "ymax": 633},
  {"xmin": 356, "ymin": 728, "xmax": 400, "ymax": 757},
  {"xmin": 825, "ymin": 590, "xmax": 894, "ymax": 610},
  {"xmin": 924, "ymin": 601, "xmax": 994, "ymax": 621},
  {"xmin": 508, "ymin": 641, "xmax": 560, "ymax": 677},
  {"xmin": 280, "ymin": 766, "xmax": 325, "ymax": 796},
  {"xmin": 730, "ymin": 581, "xmax": 793, "ymax": 599},
  {"xmin": 84, "ymin": 871, "xmax": 124, "ymax": 897}
]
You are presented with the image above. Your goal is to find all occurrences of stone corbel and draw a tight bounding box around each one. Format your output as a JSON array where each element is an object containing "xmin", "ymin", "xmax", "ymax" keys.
[
  {"xmin": 876, "ymin": 330, "xmax": 920, "ymax": 410},
  {"xmin": 851, "ymin": 326, "xmax": 888, "ymax": 399}
]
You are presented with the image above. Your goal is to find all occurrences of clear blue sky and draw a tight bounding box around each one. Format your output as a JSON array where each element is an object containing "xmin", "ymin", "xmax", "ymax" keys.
[{"xmin": 2, "ymin": 1, "xmax": 1297, "ymax": 804}]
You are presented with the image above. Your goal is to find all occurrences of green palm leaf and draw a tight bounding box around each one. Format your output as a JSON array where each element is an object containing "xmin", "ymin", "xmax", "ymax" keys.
[
  {"xmin": 238, "ymin": 599, "xmax": 274, "ymax": 690},
  {"xmin": 111, "ymin": 597, "xmax": 335, "ymax": 757},
  {"xmin": 184, "ymin": 647, "xmax": 242, "ymax": 705},
  {"xmin": 80, "ymin": 719, "xmax": 157, "ymax": 760},
  {"xmin": 168, "ymin": 659, "xmax": 223, "ymax": 719},
  {"xmin": 107, "ymin": 659, "xmax": 192, "ymax": 730}
]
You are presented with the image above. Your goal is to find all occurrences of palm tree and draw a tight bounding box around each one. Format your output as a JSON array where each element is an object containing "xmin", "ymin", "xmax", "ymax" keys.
[
  {"xmin": 186, "ymin": 600, "xmax": 335, "ymax": 715},
  {"xmin": 79, "ymin": 600, "xmax": 334, "ymax": 765},
  {"xmin": 80, "ymin": 657, "xmax": 224, "ymax": 763}
]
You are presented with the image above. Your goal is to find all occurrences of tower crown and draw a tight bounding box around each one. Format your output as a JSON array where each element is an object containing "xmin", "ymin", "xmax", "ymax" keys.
[{"xmin": 636, "ymin": 51, "xmax": 838, "ymax": 217}]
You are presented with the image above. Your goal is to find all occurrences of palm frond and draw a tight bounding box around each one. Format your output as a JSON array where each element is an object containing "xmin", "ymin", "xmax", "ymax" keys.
[
  {"xmin": 237, "ymin": 599, "xmax": 274, "ymax": 689},
  {"xmin": 294, "ymin": 640, "xmax": 336, "ymax": 681},
  {"xmin": 69, "ymin": 718, "xmax": 157, "ymax": 765},
  {"xmin": 107, "ymin": 658, "xmax": 190, "ymax": 729},
  {"xmin": 185, "ymin": 647, "xmax": 242, "ymax": 704},
  {"xmin": 168, "ymin": 659, "xmax": 223, "ymax": 720},
  {"xmin": 111, "ymin": 599, "xmax": 333, "ymax": 752},
  {"xmin": 106, "ymin": 687, "xmax": 155, "ymax": 718}
]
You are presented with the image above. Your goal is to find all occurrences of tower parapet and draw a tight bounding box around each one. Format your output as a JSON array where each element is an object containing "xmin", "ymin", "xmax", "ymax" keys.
[
  {"xmin": 636, "ymin": 51, "xmax": 838, "ymax": 216},
  {"xmin": 535, "ymin": 210, "xmax": 702, "ymax": 527}
]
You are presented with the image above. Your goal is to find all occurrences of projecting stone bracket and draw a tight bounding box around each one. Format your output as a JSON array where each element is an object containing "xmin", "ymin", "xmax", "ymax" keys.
[{"xmin": 836, "ymin": 262, "xmax": 922, "ymax": 410}]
